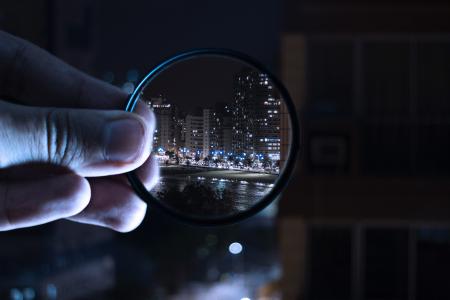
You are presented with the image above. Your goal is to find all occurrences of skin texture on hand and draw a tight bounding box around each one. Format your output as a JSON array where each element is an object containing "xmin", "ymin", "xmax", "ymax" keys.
[{"xmin": 0, "ymin": 30, "xmax": 159, "ymax": 232}]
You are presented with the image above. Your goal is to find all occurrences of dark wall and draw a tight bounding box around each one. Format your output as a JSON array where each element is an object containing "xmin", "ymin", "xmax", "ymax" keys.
[
  {"xmin": 1, "ymin": 0, "xmax": 282, "ymax": 82},
  {"xmin": 284, "ymin": 0, "xmax": 450, "ymax": 33},
  {"xmin": 95, "ymin": 0, "xmax": 281, "ymax": 77}
]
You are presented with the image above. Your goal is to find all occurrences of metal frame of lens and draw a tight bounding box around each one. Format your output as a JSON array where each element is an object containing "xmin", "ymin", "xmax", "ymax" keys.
[{"xmin": 125, "ymin": 49, "xmax": 301, "ymax": 226}]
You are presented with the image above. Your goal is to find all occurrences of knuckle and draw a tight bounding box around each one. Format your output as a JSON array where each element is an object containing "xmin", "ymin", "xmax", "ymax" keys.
[{"xmin": 44, "ymin": 110, "xmax": 83, "ymax": 166}]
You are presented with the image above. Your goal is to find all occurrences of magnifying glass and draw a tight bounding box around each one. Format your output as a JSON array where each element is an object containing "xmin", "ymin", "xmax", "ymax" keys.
[{"xmin": 125, "ymin": 49, "xmax": 300, "ymax": 226}]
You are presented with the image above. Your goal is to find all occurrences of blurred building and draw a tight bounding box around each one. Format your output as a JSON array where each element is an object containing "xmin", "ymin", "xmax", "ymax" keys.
[
  {"xmin": 279, "ymin": 0, "xmax": 450, "ymax": 299},
  {"xmin": 232, "ymin": 68, "xmax": 281, "ymax": 159}
]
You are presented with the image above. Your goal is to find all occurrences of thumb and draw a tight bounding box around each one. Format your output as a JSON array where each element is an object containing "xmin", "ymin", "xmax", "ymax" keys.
[{"xmin": 0, "ymin": 100, "xmax": 153, "ymax": 177}]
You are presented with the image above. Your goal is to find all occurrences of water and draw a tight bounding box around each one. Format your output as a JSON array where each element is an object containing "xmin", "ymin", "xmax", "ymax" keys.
[{"xmin": 149, "ymin": 166, "xmax": 276, "ymax": 214}]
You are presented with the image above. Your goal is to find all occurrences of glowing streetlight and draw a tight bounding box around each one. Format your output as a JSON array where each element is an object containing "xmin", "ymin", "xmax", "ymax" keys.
[{"xmin": 228, "ymin": 242, "xmax": 243, "ymax": 255}]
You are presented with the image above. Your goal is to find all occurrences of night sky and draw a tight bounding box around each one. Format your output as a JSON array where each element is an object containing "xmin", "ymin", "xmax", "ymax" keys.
[{"xmin": 142, "ymin": 56, "xmax": 248, "ymax": 114}]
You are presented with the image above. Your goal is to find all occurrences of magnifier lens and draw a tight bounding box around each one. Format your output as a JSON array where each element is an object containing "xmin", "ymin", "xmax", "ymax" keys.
[{"xmin": 127, "ymin": 53, "xmax": 296, "ymax": 224}]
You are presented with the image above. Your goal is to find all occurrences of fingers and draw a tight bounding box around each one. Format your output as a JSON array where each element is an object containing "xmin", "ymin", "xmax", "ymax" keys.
[
  {"xmin": 0, "ymin": 30, "xmax": 128, "ymax": 109},
  {"xmin": 111, "ymin": 155, "xmax": 160, "ymax": 187},
  {"xmin": 0, "ymin": 161, "xmax": 159, "ymax": 232},
  {"xmin": 135, "ymin": 154, "xmax": 160, "ymax": 188},
  {"xmin": 0, "ymin": 32, "xmax": 159, "ymax": 232},
  {"xmin": 67, "ymin": 156, "xmax": 159, "ymax": 232},
  {"xmin": 67, "ymin": 178, "xmax": 147, "ymax": 233},
  {"xmin": 0, "ymin": 100, "xmax": 154, "ymax": 177},
  {"xmin": 0, "ymin": 170, "xmax": 90, "ymax": 231}
]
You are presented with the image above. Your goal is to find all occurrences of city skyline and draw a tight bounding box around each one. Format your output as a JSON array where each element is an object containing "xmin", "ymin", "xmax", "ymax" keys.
[
  {"xmin": 144, "ymin": 67, "xmax": 283, "ymax": 164},
  {"xmin": 143, "ymin": 66, "xmax": 284, "ymax": 216}
]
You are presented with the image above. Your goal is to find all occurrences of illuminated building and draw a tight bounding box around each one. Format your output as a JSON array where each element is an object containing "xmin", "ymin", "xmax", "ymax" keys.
[
  {"xmin": 176, "ymin": 117, "xmax": 186, "ymax": 150},
  {"xmin": 203, "ymin": 104, "xmax": 233, "ymax": 157},
  {"xmin": 185, "ymin": 114, "xmax": 204, "ymax": 156},
  {"xmin": 146, "ymin": 96, "xmax": 177, "ymax": 152},
  {"xmin": 203, "ymin": 108, "xmax": 219, "ymax": 157},
  {"xmin": 232, "ymin": 68, "xmax": 281, "ymax": 160},
  {"xmin": 222, "ymin": 105, "xmax": 233, "ymax": 155}
]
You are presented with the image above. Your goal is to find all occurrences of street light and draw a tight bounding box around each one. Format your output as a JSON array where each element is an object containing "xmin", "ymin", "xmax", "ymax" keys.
[{"xmin": 228, "ymin": 242, "xmax": 243, "ymax": 255}]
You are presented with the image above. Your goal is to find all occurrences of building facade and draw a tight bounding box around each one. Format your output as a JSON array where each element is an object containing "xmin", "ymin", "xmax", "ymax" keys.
[
  {"xmin": 221, "ymin": 104, "xmax": 233, "ymax": 155},
  {"xmin": 146, "ymin": 97, "xmax": 177, "ymax": 152},
  {"xmin": 203, "ymin": 104, "xmax": 234, "ymax": 158},
  {"xmin": 185, "ymin": 114, "xmax": 204, "ymax": 156},
  {"xmin": 232, "ymin": 68, "xmax": 281, "ymax": 160},
  {"xmin": 279, "ymin": 1, "xmax": 450, "ymax": 299},
  {"xmin": 203, "ymin": 109, "xmax": 220, "ymax": 157}
]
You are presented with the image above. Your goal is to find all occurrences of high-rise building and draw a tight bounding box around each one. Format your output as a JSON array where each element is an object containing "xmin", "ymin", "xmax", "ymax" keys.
[
  {"xmin": 203, "ymin": 104, "xmax": 233, "ymax": 157},
  {"xmin": 222, "ymin": 104, "xmax": 233, "ymax": 155},
  {"xmin": 185, "ymin": 114, "xmax": 204, "ymax": 156},
  {"xmin": 232, "ymin": 68, "xmax": 281, "ymax": 160},
  {"xmin": 176, "ymin": 117, "xmax": 186, "ymax": 150},
  {"xmin": 203, "ymin": 109, "xmax": 218, "ymax": 157},
  {"xmin": 146, "ymin": 96, "xmax": 176, "ymax": 152}
]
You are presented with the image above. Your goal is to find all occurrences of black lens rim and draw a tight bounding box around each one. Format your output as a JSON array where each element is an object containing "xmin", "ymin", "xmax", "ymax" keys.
[{"xmin": 125, "ymin": 48, "xmax": 301, "ymax": 226}]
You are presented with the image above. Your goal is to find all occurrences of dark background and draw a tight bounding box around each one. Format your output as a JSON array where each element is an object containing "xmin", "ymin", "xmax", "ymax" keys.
[
  {"xmin": 1, "ymin": 0, "xmax": 450, "ymax": 300},
  {"xmin": 0, "ymin": 1, "xmax": 282, "ymax": 300},
  {"xmin": 0, "ymin": 0, "xmax": 281, "ymax": 79}
]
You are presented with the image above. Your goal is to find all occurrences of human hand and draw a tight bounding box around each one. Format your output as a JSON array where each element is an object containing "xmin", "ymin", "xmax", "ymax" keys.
[{"xmin": 0, "ymin": 31, "xmax": 158, "ymax": 232}]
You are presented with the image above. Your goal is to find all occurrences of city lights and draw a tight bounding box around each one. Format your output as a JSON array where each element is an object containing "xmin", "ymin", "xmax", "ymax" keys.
[
  {"xmin": 145, "ymin": 68, "xmax": 284, "ymax": 174},
  {"xmin": 228, "ymin": 242, "xmax": 243, "ymax": 255}
]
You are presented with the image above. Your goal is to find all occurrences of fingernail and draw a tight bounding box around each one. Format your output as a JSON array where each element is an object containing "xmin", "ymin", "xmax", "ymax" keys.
[{"xmin": 104, "ymin": 118, "xmax": 145, "ymax": 162}]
